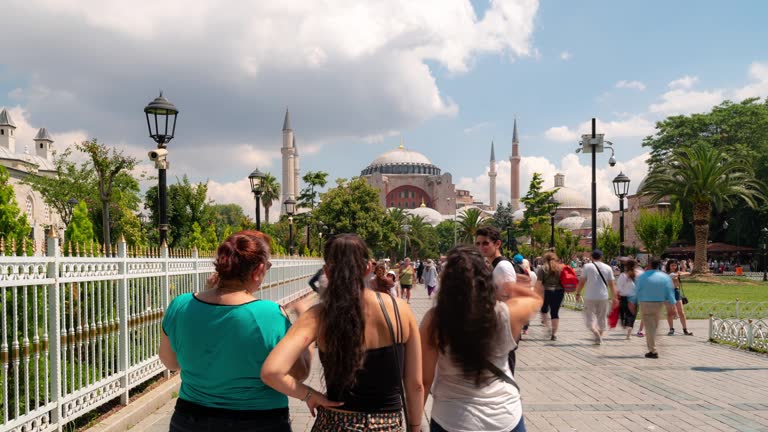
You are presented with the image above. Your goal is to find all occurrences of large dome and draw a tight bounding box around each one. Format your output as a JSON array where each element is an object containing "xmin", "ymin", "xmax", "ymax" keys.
[
  {"xmin": 406, "ymin": 205, "xmax": 444, "ymax": 226},
  {"xmin": 549, "ymin": 187, "xmax": 589, "ymax": 209},
  {"xmin": 361, "ymin": 145, "xmax": 441, "ymax": 176}
]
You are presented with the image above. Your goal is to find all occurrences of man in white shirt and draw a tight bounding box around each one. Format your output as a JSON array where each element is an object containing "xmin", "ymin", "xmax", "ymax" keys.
[
  {"xmin": 475, "ymin": 226, "xmax": 528, "ymax": 301},
  {"xmin": 575, "ymin": 249, "xmax": 618, "ymax": 345}
]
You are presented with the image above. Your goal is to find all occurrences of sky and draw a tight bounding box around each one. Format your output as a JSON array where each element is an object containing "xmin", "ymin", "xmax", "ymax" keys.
[{"xmin": 2, "ymin": 0, "xmax": 768, "ymax": 219}]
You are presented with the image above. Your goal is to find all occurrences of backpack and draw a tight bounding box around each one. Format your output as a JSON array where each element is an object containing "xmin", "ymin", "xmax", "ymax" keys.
[
  {"xmin": 491, "ymin": 256, "xmax": 526, "ymax": 275},
  {"xmin": 559, "ymin": 265, "xmax": 579, "ymax": 292}
]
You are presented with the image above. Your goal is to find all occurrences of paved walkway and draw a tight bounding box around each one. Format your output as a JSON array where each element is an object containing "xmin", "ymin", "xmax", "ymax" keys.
[{"xmin": 132, "ymin": 286, "xmax": 768, "ymax": 432}]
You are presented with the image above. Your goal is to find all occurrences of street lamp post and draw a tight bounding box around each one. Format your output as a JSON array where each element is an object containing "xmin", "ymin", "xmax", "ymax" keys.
[
  {"xmin": 144, "ymin": 92, "xmax": 179, "ymax": 247},
  {"xmin": 402, "ymin": 224, "xmax": 411, "ymax": 259},
  {"xmin": 284, "ymin": 199, "xmax": 296, "ymax": 255},
  {"xmin": 248, "ymin": 169, "xmax": 266, "ymax": 231},
  {"xmin": 577, "ymin": 118, "xmax": 616, "ymax": 250},
  {"xmin": 549, "ymin": 198, "xmax": 558, "ymax": 250},
  {"xmin": 612, "ymin": 172, "xmax": 631, "ymax": 256},
  {"xmin": 761, "ymin": 227, "xmax": 768, "ymax": 282}
]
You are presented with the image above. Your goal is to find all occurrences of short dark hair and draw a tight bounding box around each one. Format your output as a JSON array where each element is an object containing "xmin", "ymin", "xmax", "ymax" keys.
[
  {"xmin": 475, "ymin": 226, "xmax": 501, "ymax": 243},
  {"xmin": 651, "ymin": 258, "xmax": 662, "ymax": 270},
  {"xmin": 591, "ymin": 249, "xmax": 603, "ymax": 260}
]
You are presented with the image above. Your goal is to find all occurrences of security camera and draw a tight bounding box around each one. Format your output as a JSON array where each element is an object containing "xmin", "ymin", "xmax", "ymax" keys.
[
  {"xmin": 608, "ymin": 156, "xmax": 617, "ymax": 167},
  {"xmin": 148, "ymin": 148, "xmax": 168, "ymax": 161}
]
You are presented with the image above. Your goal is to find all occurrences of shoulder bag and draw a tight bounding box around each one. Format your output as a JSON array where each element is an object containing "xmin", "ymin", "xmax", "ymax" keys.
[
  {"xmin": 375, "ymin": 292, "xmax": 411, "ymax": 431},
  {"xmin": 679, "ymin": 275, "xmax": 689, "ymax": 305},
  {"xmin": 592, "ymin": 262, "xmax": 609, "ymax": 289}
]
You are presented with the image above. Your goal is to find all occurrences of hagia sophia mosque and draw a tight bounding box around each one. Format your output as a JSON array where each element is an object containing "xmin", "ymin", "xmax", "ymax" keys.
[{"xmin": 280, "ymin": 110, "xmax": 643, "ymax": 245}]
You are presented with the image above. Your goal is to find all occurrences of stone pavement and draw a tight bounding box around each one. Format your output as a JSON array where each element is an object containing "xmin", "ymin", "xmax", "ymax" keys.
[{"xmin": 131, "ymin": 286, "xmax": 768, "ymax": 432}]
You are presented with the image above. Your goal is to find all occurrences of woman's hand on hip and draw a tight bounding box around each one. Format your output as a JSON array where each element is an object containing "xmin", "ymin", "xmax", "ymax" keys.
[{"xmin": 307, "ymin": 392, "xmax": 344, "ymax": 417}]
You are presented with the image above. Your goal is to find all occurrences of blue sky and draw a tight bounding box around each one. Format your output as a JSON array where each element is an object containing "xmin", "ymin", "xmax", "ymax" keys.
[{"xmin": 2, "ymin": 1, "xmax": 767, "ymax": 217}]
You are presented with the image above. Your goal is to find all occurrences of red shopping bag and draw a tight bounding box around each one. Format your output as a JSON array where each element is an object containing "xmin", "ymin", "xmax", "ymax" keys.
[{"xmin": 608, "ymin": 303, "xmax": 620, "ymax": 329}]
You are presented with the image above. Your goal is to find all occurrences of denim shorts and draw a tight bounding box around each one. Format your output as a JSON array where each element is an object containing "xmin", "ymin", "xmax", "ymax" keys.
[{"xmin": 674, "ymin": 288, "xmax": 681, "ymax": 302}]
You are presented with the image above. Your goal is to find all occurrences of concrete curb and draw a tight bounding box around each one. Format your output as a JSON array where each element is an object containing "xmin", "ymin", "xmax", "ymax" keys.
[{"xmin": 84, "ymin": 375, "xmax": 180, "ymax": 432}]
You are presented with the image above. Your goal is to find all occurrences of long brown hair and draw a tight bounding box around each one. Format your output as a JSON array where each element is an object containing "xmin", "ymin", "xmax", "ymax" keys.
[
  {"xmin": 624, "ymin": 258, "xmax": 638, "ymax": 281},
  {"xmin": 319, "ymin": 234, "xmax": 371, "ymax": 395},
  {"xmin": 430, "ymin": 245, "xmax": 498, "ymax": 385},
  {"xmin": 542, "ymin": 251, "xmax": 562, "ymax": 276}
]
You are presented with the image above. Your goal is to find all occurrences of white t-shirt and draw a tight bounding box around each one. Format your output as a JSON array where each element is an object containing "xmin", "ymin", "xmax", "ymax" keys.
[
  {"xmin": 580, "ymin": 261, "xmax": 614, "ymax": 300},
  {"xmin": 430, "ymin": 302, "xmax": 522, "ymax": 432},
  {"xmin": 492, "ymin": 259, "xmax": 517, "ymax": 300},
  {"xmin": 616, "ymin": 269, "xmax": 643, "ymax": 297}
]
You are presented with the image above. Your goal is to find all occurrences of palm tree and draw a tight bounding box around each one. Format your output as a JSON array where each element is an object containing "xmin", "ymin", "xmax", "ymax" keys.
[
  {"xmin": 639, "ymin": 143, "xmax": 765, "ymax": 273},
  {"xmin": 260, "ymin": 173, "xmax": 281, "ymax": 224},
  {"xmin": 457, "ymin": 208, "xmax": 486, "ymax": 244}
]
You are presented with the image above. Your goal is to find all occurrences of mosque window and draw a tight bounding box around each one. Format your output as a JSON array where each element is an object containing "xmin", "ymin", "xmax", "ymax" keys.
[
  {"xmin": 390, "ymin": 202, "xmax": 394, "ymax": 207},
  {"xmin": 44, "ymin": 205, "xmax": 50, "ymax": 222},
  {"xmin": 40, "ymin": 143, "xmax": 44, "ymax": 149},
  {"xmin": 1, "ymin": 129, "xmax": 4, "ymax": 135},
  {"xmin": 25, "ymin": 196, "xmax": 33, "ymax": 216}
]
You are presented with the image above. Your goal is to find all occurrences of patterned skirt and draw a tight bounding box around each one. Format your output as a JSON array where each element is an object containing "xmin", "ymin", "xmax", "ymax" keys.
[{"xmin": 311, "ymin": 407, "xmax": 403, "ymax": 432}]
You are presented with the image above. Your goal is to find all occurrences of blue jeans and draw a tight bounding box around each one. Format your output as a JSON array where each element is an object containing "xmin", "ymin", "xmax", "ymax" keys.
[{"xmin": 430, "ymin": 417, "xmax": 526, "ymax": 432}]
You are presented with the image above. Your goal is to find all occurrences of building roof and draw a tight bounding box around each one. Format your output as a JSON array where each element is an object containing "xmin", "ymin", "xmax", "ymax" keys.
[
  {"xmin": 490, "ymin": 141, "xmax": 495, "ymax": 161},
  {"xmin": 282, "ymin": 109, "xmax": 291, "ymax": 131},
  {"xmin": 512, "ymin": 116, "xmax": 519, "ymax": 144},
  {"xmin": 34, "ymin": 128, "xmax": 53, "ymax": 141},
  {"xmin": 512, "ymin": 208, "xmax": 525, "ymax": 222},
  {"xmin": 369, "ymin": 146, "xmax": 433, "ymax": 167},
  {"xmin": 406, "ymin": 204, "xmax": 444, "ymax": 226},
  {"xmin": 0, "ymin": 108, "xmax": 16, "ymax": 127},
  {"xmin": 557, "ymin": 214, "xmax": 586, "ymax": 230},
  {"xmin": 548, "ymin": 187, "xmax": 589, "ymax": 208}
]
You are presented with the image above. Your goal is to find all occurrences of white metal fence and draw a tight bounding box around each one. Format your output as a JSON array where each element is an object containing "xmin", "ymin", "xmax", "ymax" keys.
[
  {"xmin": 709, "ymin": 316, "xmax": 768, "ymax": 352},
  {"xmin": 0, "ymin": 235, "xmax": 323, "ymax": 432}
]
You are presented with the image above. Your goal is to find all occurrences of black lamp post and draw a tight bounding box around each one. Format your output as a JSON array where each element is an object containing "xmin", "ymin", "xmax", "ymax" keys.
[
  {"xmin": 248, "ymin": 169, "xmax": 266, "ymax": 231},
  {"xmin": 284, "ymin": 198, "xmax": 296, "ymax": 255},
  {"xmin": 612, "ymin": 172, "xmax": 631, "ymax": 257},
  {"xmin": 761, "ymin": 227, "xmax": 768, "ymax": 282},
  {"xmin": 144, "ymin": 92, "xmax": 178, "ymax": 247},
  {"xmin": 549, "ymin": 198, "xmax": 558, "ymax": 250},
  {"xmin": 66, "ymin": 197, "xmax": 78, "ymax": 224},
  {"xmin": 577, "ymin": 118, "xmax": 616, "ymax": 250}
]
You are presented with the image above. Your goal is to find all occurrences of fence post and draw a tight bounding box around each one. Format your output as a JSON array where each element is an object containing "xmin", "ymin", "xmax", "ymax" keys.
[
  {"xmin": 117, "ymin": 237, "xmax": 129, "ymax": 405},
  {"xmin": 747, "ymin": 319, "xmax": 754, "ymax": 350},
  {"xmin": 708, "ymin": 314, "xmax": 714, "ymax": 341},
  {"xmin": 736, "ymin": 298, "xmax": 740, "ymax": 319},
  {"xmin": 160, "ymin": 241, "xmax": 170, "ymax": 379},
  {"xmin": 46, "ymin": 230, "xmax": 64, "ymax": 431},
  {"xmin": 192, "ymin": 246, "xmax": 199, "ymax": 294}
]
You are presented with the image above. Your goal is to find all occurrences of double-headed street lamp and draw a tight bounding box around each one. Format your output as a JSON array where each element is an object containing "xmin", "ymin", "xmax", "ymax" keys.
[
  {"xmin": 576, "ymin": 118, "xmax": 617, "ymax": 250},
  {"xmin": 284, "ymin": 198, "xmax": 296, "ymax": 255},
  {"xmin": 612, "ymin": 172, "xmax": 631, "ymax": 256},
  {"xmin": 248, "ymin": 169, "xmax": 266, "ymax": 231},
  {"xmin": 144, "ymin": 92, "xmax": 179, "ymax": 247}
]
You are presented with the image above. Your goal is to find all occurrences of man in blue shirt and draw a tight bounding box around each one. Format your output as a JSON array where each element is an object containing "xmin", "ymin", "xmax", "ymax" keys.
[{"xmin": 634, "ymin": 258, "xmax": 678, "ymax": 358}]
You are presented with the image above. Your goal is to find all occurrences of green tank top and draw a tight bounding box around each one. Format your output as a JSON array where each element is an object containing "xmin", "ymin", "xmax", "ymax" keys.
[
  {"xmin": 400, "ymin": 266, "xmax": 414, "ymax": 285},
  {"xmin": 162, "ymin": 293, "xmax": 291, "ymax": 410}
]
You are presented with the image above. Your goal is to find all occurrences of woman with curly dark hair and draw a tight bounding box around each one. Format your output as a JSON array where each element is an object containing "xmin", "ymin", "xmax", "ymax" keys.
[
  {"xmin": 262, "ymin": 234, "xmax": 424, "ymax": 431},
  {"xmin": 420, "ymin": 245, "xmax": 542, "ymax": 432}
]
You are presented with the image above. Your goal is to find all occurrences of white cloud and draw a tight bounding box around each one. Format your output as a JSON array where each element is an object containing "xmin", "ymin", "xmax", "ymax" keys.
[
  {"xmin": 615, "ymin": 80, "xmax": 646, "ymax": 91},
  {"xmin": 544, "ymin": 116, "xmax": 654, "ymax": 143},
  {"xmin": 544, "ymin": 126, "xmax": 579, "ymax": 142},
  {"xmin": 733, "ymin": 61, "xmax": 768, "ymax": 100},
  {"xmin": 6, "ymin": 106, "xmax": 89, "ymax": 159},
  {"xmin": 668, "ymin": 75, "xmax": 699, "ymax": 89},
  {"xmin": 559, "ymin": 51, "xmax": 572, "ymax": 61},
  {"xmin": 648, "ymin": 88, "xmax": 724, "ymax": 115}
]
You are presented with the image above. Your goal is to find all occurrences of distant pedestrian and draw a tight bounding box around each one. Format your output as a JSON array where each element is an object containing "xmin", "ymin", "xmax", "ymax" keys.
[
  {"xmin": 423, "ymin": 259, "xmax": 438, "ymax": 298},
  {"xmin": 399, "ymin": 257, "xmax": 415, "ymax": 303},
  {"xmin": 664, "ymin": 259, "xmax": 693, "ymax": 336},
  {"xmin": 535, "ymin": 252, "xmax": 565, "ymax": 341},
  {"xmin": 616, "ymin": 258, "xmax": 643, "ymax": 339},
  {"xmin": 417, "ymin": 259, "xmax": 425, "ymax": 284},
  {"xmin": 575, "ymin": 249, "xmax": 618, "ymax": 345},
  {"xmin": 371, "ymin": 262, "xmax": 395, "ymax": 295},
  {"xmin": 634, "ymin": 258, "xmax": 677, "ymax": 358}
]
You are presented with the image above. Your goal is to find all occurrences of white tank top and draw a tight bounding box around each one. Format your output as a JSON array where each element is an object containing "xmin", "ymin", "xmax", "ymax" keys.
[{"xmin": 430, "ymin": 302, "xmax": 522, "ymax": 432}]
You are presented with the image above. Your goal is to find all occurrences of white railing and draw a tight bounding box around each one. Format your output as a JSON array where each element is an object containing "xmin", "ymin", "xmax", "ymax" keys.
[
  {"xmin": 0, "ymin": 235, "xmax": 323, "ymax": 432},
  {"xmin": 709, "ymin": 316, "xmax": 768, "ymax": 353},
  {"xmin": 714, "ymin": 271, "xmax": 766, "ymax": 281}
]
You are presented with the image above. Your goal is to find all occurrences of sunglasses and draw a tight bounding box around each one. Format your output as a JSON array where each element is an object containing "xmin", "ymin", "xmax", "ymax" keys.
[
  {"xmin": 475, "ymin": 240, "xmax": 493, "ymax": 247},
  {"xmin": 266, "ymin": 261, "xmax": 273, "ymax": 270}
]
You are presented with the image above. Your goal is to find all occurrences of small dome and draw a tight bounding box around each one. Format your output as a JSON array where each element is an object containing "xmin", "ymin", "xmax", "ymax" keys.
[
  {"xmin": 597, "ymin": 211, "xmax": 613, "ymax": 228},
  {"xmin": 598, "ymin": 205, "xmax": 611, "ymax": 212},
  {"xmin": 406, "ymin": 205, "xmax": 444, "ymax": 226},
  {"xmin": 557, "ymin": 215, "xmax": 586, "ymax": 230},
  {"xmin": 568, "ymin": 210, "xmax": 581, "ymax": 217},
  {"xmin": 512, "ymin": 208, "xmax": 525, "ymax": 222},
  {"xmin": 547, "ymin": 187, "xmax": 589, "ymax": 208}
]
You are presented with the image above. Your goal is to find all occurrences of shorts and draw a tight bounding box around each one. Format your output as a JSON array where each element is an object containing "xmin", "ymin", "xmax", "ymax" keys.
[
  {"xmin": 400, "ymin": 284, "xmax": 412, "ymax": 290},
  {"xmin": 674, "ymin": 288, "xmax": 681, "ymax": 302}
]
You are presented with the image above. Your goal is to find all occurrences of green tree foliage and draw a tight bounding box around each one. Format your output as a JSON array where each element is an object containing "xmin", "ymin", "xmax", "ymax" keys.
[
  {"xmin": 210, "ymin": 204, "xmax": 251, "ymax": 238},
  {"xmin": 457, "ymin": 208, "xmax": 486, "ymax": 244},
  {"xmin": 298, "ymin": 171, "xmax": 329, "ymax": 209},
  {"xmin": 89, "ymin": 172, "xmax": 143, "ymax": 246},
  {"xmin": 435, "ymin": 219, "xmax": 457, "ymax": 253},
  {"xmin": 64, "ymin": 201, "xmax": 95, "ymax": 251},
  {"xmin": 0, "ymin": 165, "xmax": 31, "ymax": 252},
  {"xmin": 520, "ymin": 173, "xmax": 558, "ymax": 250},
  {"xmin": 597, "ymin": 226, "xmax": 621, "ymax": 262},
  {"xmin": 77, "ymin": 139, "xmax": 138, "ymax": 254},
  {"xmin": 260, "ymin": 172, "xmax": 281, "ymax": 224},
  {"xmin": 144, "ymin": 176, "xmax": 213, "ymax": 248},
  {"xmin": 555, "ymin": 228, "xmax": 583, "ymax": 264},
  {"xmin": 634, "ymin": 204, "xmax": 684, "ymax": 260},
  {"xmin": 639, "ymin": 144, "xmax": 764, "ymax": 272},
  {"xmin": 314, "ymin": 177, "xmax": 387, "ymax": 251},
  {"xmin": 491, "ymin": 202, "xmax": 515, "ymax": 230},
  {"xmin": 404, "ymin": 215, "xmax": 439, "ymax": 259}
]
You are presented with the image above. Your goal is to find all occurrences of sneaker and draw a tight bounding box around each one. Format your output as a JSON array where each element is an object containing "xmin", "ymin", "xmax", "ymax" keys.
[
  {"xmin": 683, "ymin": 329, "xmax": 694, "ymax": 336},
  {"xmin": 636, "ymin": 331, "xmax": 645, "ymax": 337},
  {"xmin": 644, "ymin": 352, "xmax": 659, "ymax": 359},
  {"xmin": 550, "ymin": 334, "xmax": 557, "ymax": 341},
  {"xmin": 594, "ymin": 334, "xmax": 603, "ymax": 345},
  {"xmin": 667, "ymin": 328, "xmax": 675, "ymax": 336}
]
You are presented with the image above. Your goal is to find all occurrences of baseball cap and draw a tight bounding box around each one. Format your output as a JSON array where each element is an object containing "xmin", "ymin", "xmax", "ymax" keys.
[
  {"xmin": 513, "ymin": 254, "xmax": 524, "ymax": 264},
  {"xmin": 591, "ymin": 249, "xmax": 603, "ymax": 259}
]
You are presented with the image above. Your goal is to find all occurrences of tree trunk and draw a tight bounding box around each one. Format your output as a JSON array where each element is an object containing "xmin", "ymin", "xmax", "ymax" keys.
[
  {"xmin": 102, "ymin": 200, "xmax": 112, "ymax": 257},
  {"xmin": 264, "ymin": 203, "xmax": 271, "ymax": 224},
  {"xmin": 692, "ymin": 201, "xmax": 711, "ymax": 274}
]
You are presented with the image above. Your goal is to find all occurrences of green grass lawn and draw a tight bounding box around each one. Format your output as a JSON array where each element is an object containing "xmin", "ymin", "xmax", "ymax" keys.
[{"xmin": 683, "ymin": 277, "xmax": 768, "ymax": 303}]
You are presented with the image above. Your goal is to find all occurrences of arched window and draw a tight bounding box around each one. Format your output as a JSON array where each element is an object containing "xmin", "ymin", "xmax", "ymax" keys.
[
  {"xmin": 25, "ymin": 196, "xmax": 33, "ymax": 216},
  {"xmin": 0, "ymin": 129, "xmax": 4, "ymax": 135}
]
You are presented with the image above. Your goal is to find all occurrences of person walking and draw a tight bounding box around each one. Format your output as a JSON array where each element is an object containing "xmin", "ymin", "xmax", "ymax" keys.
[
  {"xmin": 417, "ymin": 259, "xmax": 425, "ymax": 284},
  {"xmin": 262, "ymin": 234, "xmax": 424, "ymax": 431},
  {"xmin": 420, "ymin": 245, "xmax": 541, "ymax": 432},
  {"xmin": 160, "ymin": 231, "xmax": 311, "ymax": 432},
  {"xmin": 371, "ymin": 262, "xmax": 396, "ymax": 295},
  {"xmin": 616, "ymin": 258, "xmax": 643, "ymax": 339},
  {"xmin": 664, "ymin": 259, "xmax": 694, "ymax": 336},
  {"xmin": 575, "ymin": 249, "xmax": 618, "ymax": 345},
  {"xmin": 634, "ymin": 258, "xmax": 678, "ymax": 358},
  {"xmin": 399, "ymin": 257, "xmax": 415, "ymax": 303},
  {"xmin": 535, "ymin": 252, "xmax": 565, "ymax": 341},
  {"xmin": 423, "ymin": 258, "xmax": 438, "ymax": 298}
]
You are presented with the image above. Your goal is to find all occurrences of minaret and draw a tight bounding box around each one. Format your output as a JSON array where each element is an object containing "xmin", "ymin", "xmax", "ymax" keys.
[
  {"xmin": 488, "ymin": 141, "xmax": 497, "ymax": 211},
  {"xmin": 34, "ymin": 128, "xmax": 54, "ymax": 160},
  {"xmin": 293, "ymin": 136, "xmax": 300, "ymax": 199},
  {"xmin": 0, "ymin": 108, "xmax": 17, "ymax": 153},
  {"xmin": 509, "ymin": 116, "xmax": 521, "ymax": 211},
  {"xmin": 281, "ymin": 109, "xmax": 295, "ymax": 204}
]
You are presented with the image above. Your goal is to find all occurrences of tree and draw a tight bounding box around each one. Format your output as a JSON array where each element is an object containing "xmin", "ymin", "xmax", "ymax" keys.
[
  {"xmin": 21, "ymin": 147, "xmax": 95, "ymax": 226},
  {"xmin": 0, "ymin": 165, "xmax": 31, "ymax": 252},
  {"xmin": 520, "ymin": 173, "xmax": 558, "ymax": 250},
  {"xmin": 457, "ymin": 208, "xmax": 486, "ymax": 244},
  {"xmin": 597, "ymin": 226, "xmax": 620, "ymax": 262},
  {"xmin": 639, "ymin": 144, "xmax": 764, "ymax": 272},
  {"xmin": 77, "ymin": 139, "xmax": 138, "ymax": 254},
  {"xmin": 555, "ymin": 228, "xmax": 582, "ymax": 264},
  {"xmin": 298, "ymin": 171, "xmax": 329, "ymax": 209},
  {"xmin": 404, "ymin": 215, "xmax": 438, "ymax": 259},
  {"xmin": 210, "ymin": 204, "xmax": 250, "ymax": 238},
  {"xmin": 144, "ymin": 176, "xmax": 213, "ymax": 248},
  {"xmin": 435, "ymin": 219, "xmax": 457, "ymax": 253},
  {"xmin": 491, "ymin": 202, "xmax": 514, "ymax": 231},
  {"xmin": 313, "ymin": 177, "xmax": 387, "ymax": 250},
  {"xmin": 260, "ymin": 173, "xmax": 281, "ymax": 224},
  {"xmin": 634, "ymin": 204, "xmax": 684, "ymax": 260}
]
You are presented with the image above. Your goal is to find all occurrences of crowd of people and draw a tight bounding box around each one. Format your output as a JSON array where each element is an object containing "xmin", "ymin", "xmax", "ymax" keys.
[{"xmin": 158, "ymin": 226, "xmax": 694, "ymax": 432}]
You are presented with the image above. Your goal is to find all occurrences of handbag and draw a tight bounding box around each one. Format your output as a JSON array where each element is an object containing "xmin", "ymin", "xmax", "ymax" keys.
[
  {"xmin": 679, "ymin": 276, "xmax": 689, "ymax": 305},
  {"xmin": 376, "ymin": 292, "xmax": 411, "ymax": 431}
]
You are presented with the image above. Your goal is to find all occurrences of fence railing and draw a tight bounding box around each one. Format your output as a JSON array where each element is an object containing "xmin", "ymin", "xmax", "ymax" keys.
[
  {"xmin": 709, "ymin": 316, "xmax": 768, "ymax": 353},
  {"xmin": 715, "ymin": 271, "xmax": 766, "ymax": 281},
  {"xmin": 0, "ymin": 235, "xmax": 323, "ymax": 432}
]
